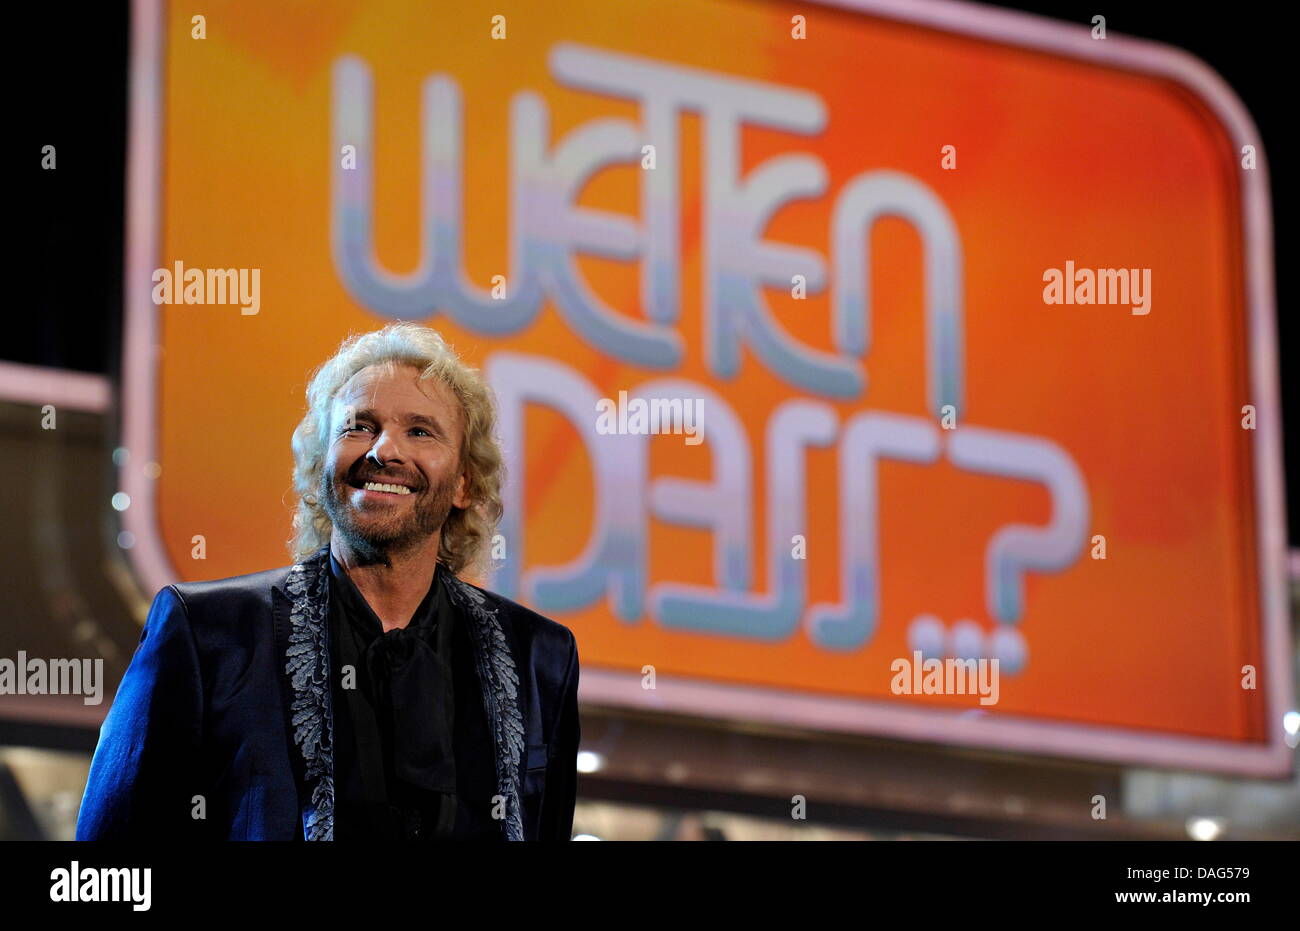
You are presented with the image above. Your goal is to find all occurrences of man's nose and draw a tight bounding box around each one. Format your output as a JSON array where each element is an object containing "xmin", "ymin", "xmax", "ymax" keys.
[{"xmin": 367, "ymin": 428, "xmax": 407, "ymax": 465}]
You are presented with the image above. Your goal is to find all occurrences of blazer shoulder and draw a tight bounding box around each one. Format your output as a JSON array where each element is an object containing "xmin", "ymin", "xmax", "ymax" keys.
[
  {"xmin": 459, "ymin": 579, "xmax": 577, "ymax": 653},
  {"xmin": 167, "ymin": 563, "xmax": 294, "ymax": 615}
]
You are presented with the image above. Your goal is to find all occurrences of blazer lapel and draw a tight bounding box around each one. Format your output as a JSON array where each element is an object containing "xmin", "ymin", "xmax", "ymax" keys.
[
  {"xmin": 274, "ymin": 546, "xmax": 526, "ymax": 842},
  {"xmin": 442, "ymin": 572, "xmax": 526, "ymax": 841},
  {"xmin": 274, "ymin": 546, "xmax": 335, "ymax": 841}
]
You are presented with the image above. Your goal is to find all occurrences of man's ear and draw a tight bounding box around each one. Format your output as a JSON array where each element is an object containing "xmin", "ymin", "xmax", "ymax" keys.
[{"xmin": 452, "ymin": 471, "xmax": 471, "ymax": 509}]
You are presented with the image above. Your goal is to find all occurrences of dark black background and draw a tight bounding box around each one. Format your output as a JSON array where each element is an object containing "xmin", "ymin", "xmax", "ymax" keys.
[
  {"xmin": 12, "ymin": 1, "xmax": 1293, "ymax": 542},
  {"xmin": 5, "ymin": 839, "xmax": 1294, "ymax": 913}
]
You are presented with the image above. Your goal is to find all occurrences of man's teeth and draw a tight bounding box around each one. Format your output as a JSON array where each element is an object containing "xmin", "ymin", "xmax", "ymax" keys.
[{"xmin": 363, "ymin": 482, "xmax": 412, "ymax": 495}]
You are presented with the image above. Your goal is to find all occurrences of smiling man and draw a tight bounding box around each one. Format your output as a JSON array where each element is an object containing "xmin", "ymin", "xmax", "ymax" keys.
[{"xmin": 77, "ymin": 323, "xmax": 581, "ymax": 841}]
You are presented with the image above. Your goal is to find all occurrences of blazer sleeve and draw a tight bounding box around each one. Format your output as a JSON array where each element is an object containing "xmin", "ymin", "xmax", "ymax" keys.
[
  {"xmin": 538, "ymin": 631, "xmax": 580, "ymax": 841},
  {"xmin": 76, "ymin": 585, "xmax": 209, "ymax": 840}
]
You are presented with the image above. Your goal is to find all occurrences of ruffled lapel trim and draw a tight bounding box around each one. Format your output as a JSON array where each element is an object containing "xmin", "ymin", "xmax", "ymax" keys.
[
  {"xmin": 283, "ymin": 552, "xmax": 334, "ymax": 840},
  {"xmin": 442, "ymin": 571, "xmax": 526, "ymax": 842}
]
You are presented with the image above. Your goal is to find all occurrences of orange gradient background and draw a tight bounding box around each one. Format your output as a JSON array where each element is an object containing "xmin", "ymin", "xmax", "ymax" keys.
[{"xmin": 147, "ymin": 0, "xmax": 1265, "ymax": 743}]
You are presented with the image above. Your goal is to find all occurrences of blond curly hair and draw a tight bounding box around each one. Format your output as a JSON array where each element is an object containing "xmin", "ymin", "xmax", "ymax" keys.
[{"xmin": 289, "ymin": 323, "xmax": 504, "ymax": 577}]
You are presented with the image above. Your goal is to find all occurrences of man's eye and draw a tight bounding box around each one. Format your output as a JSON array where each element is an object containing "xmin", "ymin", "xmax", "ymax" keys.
[
  {"xmin": 343, "ymin": 423, "xmax": 372, "ymax": 433},
  {"xmin": 411, "ymin": 428, "xmax": 431, "ymax": 437}
]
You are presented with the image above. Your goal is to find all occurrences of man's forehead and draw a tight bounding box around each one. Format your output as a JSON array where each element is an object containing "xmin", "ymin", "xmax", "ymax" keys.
[
  {"xmin": 332, "ymin": 363, "xmax": 460, "ymax": 419},
  {"xmin": 337, "ymin": 363, "xmax": 435, "ymax": 400}
]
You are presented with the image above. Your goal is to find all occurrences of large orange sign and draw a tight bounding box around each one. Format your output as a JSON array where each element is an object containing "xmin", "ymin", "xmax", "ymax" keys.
[{"xmin": 122, "ymin": 0, "xmax": 1292, "ymax": 775}]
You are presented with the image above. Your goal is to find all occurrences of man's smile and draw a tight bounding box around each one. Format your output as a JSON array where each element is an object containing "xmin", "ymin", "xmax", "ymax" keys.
[
  {"xmin": 360, "ymin": 481, "xmax": 413, "ymax": 496},
  {"xmin": 346, "ymin": 474, "xmax": 420, "ymax": 501}
]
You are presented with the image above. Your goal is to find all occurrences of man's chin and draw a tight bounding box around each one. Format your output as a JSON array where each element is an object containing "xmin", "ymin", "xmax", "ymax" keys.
[
  {"xmin": 332, "ymin": 516, "xmax": 437, "ymax": 555},
  {"xmin": 339, "ymin": 523, "xmax": 409, "ymax": 549},
  {"xmin": 322, "ymin": 487, "xmax": 452, "ymax": 557}
]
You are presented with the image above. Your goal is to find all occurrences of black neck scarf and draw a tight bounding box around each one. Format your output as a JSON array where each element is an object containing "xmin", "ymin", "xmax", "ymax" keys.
[{"xmin": 327, "ymin": 553, "xmax": 458, "ymax": 841}]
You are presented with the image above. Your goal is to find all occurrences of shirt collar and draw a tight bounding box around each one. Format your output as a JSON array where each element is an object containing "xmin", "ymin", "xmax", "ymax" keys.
[{"xmin": 327, "ymin": 552, "xmax": 444, "ymax": 643}]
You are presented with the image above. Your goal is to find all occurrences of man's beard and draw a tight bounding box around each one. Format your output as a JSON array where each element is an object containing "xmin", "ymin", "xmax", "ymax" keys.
[{"xmin": 320, "ymin": 466, "xmax": 459, "ymax": 564}]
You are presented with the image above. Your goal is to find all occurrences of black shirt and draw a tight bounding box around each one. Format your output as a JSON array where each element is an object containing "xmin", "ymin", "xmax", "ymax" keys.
[{"xmin": 327, "ymin": 555, "xmax": 502, "ymax": 841}]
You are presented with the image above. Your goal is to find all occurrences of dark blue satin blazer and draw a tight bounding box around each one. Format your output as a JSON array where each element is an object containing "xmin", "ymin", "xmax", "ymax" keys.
[{"xmin": 76, "ymin": 546, "xmax": 580, "ymax": 841}]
